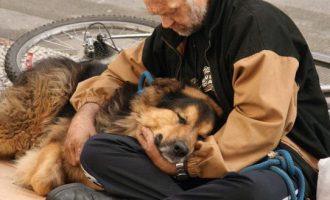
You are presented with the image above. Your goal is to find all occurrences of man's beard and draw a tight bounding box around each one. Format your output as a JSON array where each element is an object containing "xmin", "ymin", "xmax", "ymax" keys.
[{"xmin": 175, "ymin": 1, "xmax": 208, "ymax": 36}]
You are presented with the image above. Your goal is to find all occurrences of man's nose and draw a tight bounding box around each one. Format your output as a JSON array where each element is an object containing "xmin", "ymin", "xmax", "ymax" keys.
[{"xmin": 161, "ymin": 15, "xmax": 174, "ymax": 28}]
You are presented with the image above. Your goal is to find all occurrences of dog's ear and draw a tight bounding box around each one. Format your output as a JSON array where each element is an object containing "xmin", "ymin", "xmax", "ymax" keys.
[
  {"xmin": 151, "ymin": 78, "xmax": 183, "ymax": 93},
  {"xmin": 131, "ymin": 78, "xmax": 183, "ymax": 113},
  {"xmin": 182, "ymin": 86, "xmax": 223, "ymax": 117}
]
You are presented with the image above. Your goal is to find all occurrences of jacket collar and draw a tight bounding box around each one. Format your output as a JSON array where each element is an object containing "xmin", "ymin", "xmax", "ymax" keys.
[
  {"xmin": 201, "ymin": 0, "xmax": 222, "ymax": 38},
  {"xmin": 160, "ymin": 27, "xmax": 185, "ymax": 49}
]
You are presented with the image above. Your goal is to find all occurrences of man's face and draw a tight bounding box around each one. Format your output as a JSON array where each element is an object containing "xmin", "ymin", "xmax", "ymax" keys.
[{"xmin": 144, "ymin": 0, "xmax": 208, "ymax": 36}]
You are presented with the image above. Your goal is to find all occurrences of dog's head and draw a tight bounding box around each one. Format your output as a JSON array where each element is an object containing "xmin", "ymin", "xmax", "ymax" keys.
[{"xmin": 131, "ymin": 78, "xmax": 222, "ymax": 163}]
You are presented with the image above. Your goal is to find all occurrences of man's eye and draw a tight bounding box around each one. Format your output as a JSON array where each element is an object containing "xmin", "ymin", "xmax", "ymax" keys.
[{"xmin": 177, "ymin": 114, "xmax": 187, "ymax": 124}]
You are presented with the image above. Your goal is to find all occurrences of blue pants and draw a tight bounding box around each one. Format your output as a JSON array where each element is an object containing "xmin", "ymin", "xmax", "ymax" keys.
[{"xmin": 47, "ymin": 133, "xmax": 296, "ymax": 200}]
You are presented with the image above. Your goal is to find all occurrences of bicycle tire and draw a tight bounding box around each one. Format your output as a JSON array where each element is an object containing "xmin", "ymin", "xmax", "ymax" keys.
[{"xmin": 5, "ymin": 15, "xmax": 158, "ymax": 83}]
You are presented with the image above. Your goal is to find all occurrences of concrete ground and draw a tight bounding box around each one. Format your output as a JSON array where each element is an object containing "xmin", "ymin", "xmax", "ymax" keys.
[{"xmin": 0, "ymin": 0, "xmax": 329, "ymax": 56}]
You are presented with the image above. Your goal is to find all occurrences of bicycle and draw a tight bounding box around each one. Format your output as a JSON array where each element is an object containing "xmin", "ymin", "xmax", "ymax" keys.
[{"xmin": 4, "ymin": 14, "xmax": 158, "ymax": 83}]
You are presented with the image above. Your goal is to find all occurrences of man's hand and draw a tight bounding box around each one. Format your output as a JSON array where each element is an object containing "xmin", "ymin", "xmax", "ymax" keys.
[
  {"xmin": 64, "ymin": 103, "xmax": 100, "ymax": 166},
  {"xmin": 136, "ymin": 127, "xmax": 176, "ymax": 176}
]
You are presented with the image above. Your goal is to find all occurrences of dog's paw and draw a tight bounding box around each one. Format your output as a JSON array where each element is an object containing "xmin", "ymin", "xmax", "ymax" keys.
[{"xmin": 29, "ymin": 159, "xmax": 65, "ymax": 196}]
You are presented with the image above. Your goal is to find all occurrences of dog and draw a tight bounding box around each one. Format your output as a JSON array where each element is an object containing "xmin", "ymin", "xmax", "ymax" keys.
[{"xmin": 0, "ymin": 57, "xmax": 222, "ymax": 196}]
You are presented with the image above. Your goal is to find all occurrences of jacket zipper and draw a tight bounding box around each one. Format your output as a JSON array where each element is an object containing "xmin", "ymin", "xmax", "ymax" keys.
[
  {"xmin": 161, "ymin": 33, "xmax": 221, "ymax": 105},
  {"xmin": 204, "ymin": 40, "xmax": 222, "ymax": 104},
  {"xmin": 161, "ymin": 36, "xmax": 183, "ymax": 79},
  {"xmin": 162, "ymin": 33, "xmax": 222, "ymax": 105},
  {"xmin": 204, "ymin": 8, "xmax": 226, "ymax": 105}
]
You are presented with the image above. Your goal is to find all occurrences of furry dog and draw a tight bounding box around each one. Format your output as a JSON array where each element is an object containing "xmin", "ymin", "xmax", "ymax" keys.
[{"xmin": 0, "ymin": 57, "xmax": 222, "ymax": 196}]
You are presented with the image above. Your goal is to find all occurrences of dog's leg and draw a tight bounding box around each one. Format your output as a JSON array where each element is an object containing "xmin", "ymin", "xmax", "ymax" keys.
[
  {"xmin": 14, "ymin": 148, "xmax": 41, "ymax": 188},
  {"xmin": 63, "ymin": 161, "xmax": 104, "ymax": 191},
  {"xmin": 15, "ymin": 143, "xmax": 65, "ymax": 196}
]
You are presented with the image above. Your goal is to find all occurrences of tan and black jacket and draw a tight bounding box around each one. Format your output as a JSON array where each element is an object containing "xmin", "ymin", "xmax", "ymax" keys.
[{"xmin": 70, "ymin": 0, "xmax": 330, "ymax": 197}]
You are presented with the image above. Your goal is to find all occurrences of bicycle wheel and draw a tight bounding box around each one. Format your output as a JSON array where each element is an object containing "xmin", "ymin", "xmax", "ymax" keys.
[{"xmin": 5, "ymin": 15, "xmax": 158, "ymax": 82}]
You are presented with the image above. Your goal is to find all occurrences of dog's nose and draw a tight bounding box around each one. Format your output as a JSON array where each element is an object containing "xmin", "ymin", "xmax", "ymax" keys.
[{"xmin": 173, "ymin": 141, "xmax": 189, "ymax": 158}]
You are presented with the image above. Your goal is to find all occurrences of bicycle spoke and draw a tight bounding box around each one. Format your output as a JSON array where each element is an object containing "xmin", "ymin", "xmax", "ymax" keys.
[
  {"xmin": 62, "ymin": 31, "xmax": 84, "ymax": 42},
  {"xmin": 43, "ymin": 48, "xmax": 78, "ymax": 52},
  {"xmin": 73, "ymin": 29, "xmax": 83, "ymax": 41},
  {"xmin": 118, "ymin": 26, "xmax": 126, "ymax": 35},
  {"xmin": 40, "ymin": 40, "xmax": 74, "ymax": 51},
  {"xmin": 49, "ymin": 35, "xmax": 76, "ymax": 49}
]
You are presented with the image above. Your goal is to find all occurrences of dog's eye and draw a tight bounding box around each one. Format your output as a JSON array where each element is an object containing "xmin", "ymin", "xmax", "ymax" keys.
[
  {"xmin": 154, "ymin": 134, "xmax": 163, "ymax": 147},
  {"xmin": 197, "ymin": 135, "xmax": 206, "ymax": 141},
  {"xmin": 177, "ymin": 113, "xmax": 187, "ymax": 124}
]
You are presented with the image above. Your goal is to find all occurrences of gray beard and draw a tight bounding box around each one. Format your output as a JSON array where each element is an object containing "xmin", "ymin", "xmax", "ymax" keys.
[{"xmin": 179, "ymin": 1, "xmax": 208, "ymax": 36}]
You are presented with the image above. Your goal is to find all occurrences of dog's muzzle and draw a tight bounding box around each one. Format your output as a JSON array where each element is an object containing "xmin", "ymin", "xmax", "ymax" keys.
[
  {"xmin": 172, "ymin": 141, "xmax": 189, "ymax": 158},
  {"xmin": 157, "ymin": 138, "xmax": 190, "ymax": 164}
]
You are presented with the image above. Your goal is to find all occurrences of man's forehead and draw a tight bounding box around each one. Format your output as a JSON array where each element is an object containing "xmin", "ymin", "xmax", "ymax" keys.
[{"xmin": 144, "ymin": 0, "xmax": 185, "ymax": 13}]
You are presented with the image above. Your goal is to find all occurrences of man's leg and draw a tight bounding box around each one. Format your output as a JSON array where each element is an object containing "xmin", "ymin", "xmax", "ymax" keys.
[
  {"xmin": 165, "ymin": 170, "xmax": 292, "ymax": 200},
  {"xmin": 79, "ymin": 133, "xmax": 184, "ymax": 200}
]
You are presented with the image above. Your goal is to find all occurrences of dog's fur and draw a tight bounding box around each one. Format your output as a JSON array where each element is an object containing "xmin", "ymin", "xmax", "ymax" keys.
[{"xmin": 0, "ymin": 57, "xmax": 222, "ymax": 196}]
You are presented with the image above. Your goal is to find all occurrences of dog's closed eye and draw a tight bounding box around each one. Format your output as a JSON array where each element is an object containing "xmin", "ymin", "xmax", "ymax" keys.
[
  {"xmin": 154, "ymin": 134, "xmax": 163, "ymax": 147},
  {"xmin": 197, "ymin": 135, "xmax": 206, "ymax": 141},
  {"xmin": 177, "ymin": 113, "xmax": 187, "ymax": 125}
]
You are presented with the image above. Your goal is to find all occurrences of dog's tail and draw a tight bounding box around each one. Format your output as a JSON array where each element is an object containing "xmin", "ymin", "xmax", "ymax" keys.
[{"xmin": 0, "ymin": 57, "xmax": 105, "ymax": 157}]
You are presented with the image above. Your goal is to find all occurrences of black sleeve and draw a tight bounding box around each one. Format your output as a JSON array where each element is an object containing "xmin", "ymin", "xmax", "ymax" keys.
[{"xmin": 226, "ymin": 1, "xmax": 305, "ymax": 64}]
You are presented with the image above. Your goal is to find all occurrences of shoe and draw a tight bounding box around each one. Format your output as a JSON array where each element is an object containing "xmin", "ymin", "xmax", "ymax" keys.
[{"xmin": 46, "ymin": 183, "xmax": 117, "ymax": 200}]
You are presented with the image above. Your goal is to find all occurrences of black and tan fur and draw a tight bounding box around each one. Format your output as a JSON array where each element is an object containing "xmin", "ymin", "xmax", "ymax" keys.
[{"xmin": 0, "ymin": 57, "xmax": 222, "ymax": 195}]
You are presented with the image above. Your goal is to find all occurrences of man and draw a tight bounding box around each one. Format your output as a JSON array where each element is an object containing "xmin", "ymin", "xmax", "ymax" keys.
[{"xmin": 47, "ymin": 0, "xmax": 330, "ymax": 199}]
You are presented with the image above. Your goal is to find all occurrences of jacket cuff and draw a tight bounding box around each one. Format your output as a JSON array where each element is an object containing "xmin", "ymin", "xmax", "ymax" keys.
[
  {"xmin": 185, "ymin": 136, "xmax": 229, "ymax": 178},
  {"xmin": 71, "ymin": 96, "xmax": 104, "ymax": 111}
]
